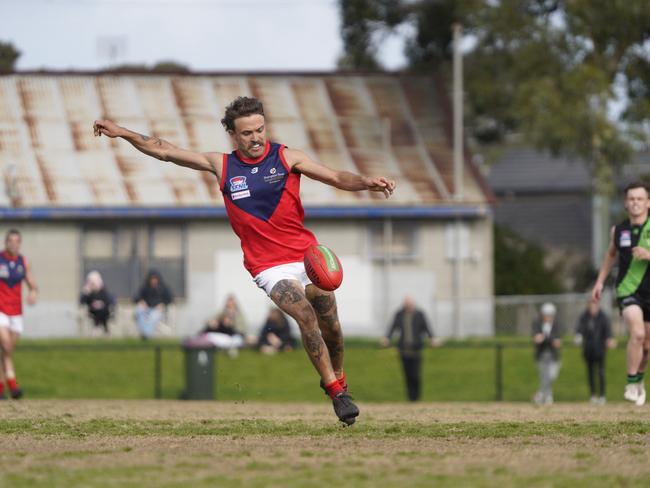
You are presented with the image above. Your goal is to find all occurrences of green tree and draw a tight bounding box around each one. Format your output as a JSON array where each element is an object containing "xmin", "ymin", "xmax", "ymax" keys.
[
  {"xmin": 151, "ymin": 61, "xmax": 190, "ymax": 73},
  {"xmin": 337, "ymin": 0, "xmax": 650, "ymax": 189},
  {"xmin": 105, "ymin": 60, "xmax": 190, "ymax": 73},
  {"xmin": 0, "ymin": 40, "xmax": 21, "ymax": 73},
  {"xmin": 494, "ymin": 225, "xmax": 564, "ymax": 295}
]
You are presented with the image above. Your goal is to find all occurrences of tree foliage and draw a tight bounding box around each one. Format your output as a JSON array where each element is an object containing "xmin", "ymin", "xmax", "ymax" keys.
[
  {"xmin": 105, "ymin": 60, "xmax": 190, "ymax": 73},
  {"xmin": 494, "ymin": 225, "xmax": 564, "ymax": 295},
  {"xmin": 337, "ymin": 0, "xmax": 650, "ymax": 190},
  {"xmin": 0, "ymin": 40, "xmax": 21, "ymax": 73}
]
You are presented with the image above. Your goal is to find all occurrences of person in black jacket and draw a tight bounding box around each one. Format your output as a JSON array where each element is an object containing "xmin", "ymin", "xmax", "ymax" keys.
[
  {"xmin": 381, "ymin": 297, "xmax": 437, "ymax": 401},
  {"xmin": 575, "ymin": 299, "xmax": 617, "ymax": 404},
  {"xmin": 79, "ymin": 270, "xmax": 115, "ymax": 334},
  {"xmin": 258, "ymin": 307, "xmax": 297, "ymax": 355},
  {"xmin": 532, "ymin": 302, "xmax": 563, "ymax": 405},
  {"xmin": 133, "ymin": 270, "xmax": 173, "ymax": 340}
]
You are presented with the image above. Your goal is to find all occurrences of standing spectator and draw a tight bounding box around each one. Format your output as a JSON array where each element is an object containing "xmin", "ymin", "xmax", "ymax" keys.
[
  {"xmin": 532, "ymin": 302, "xmax": 563, "ymax": 405},
  {"xmin": 381, "ymin": 297, "xmax": 437, "ymax": 402},
  {"xmin": 258, "ymin": 307, "xmax": 296, "ymax": 354},
  {"xmin": 575, "ymin": 299, "xmax": 617, "ymax": 405},
  {"xmin": 133, "ymin": 270, "xmax": 173, "ymax": 340},
  {"xmin": 79, "ymin": 270, "xmax": 115, "ymax": 334},
  {"xmin": 0, "ymin": 229, "xmax": 38, "ymax": 399}
]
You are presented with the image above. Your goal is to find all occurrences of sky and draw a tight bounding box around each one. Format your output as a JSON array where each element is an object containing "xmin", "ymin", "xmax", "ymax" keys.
[{"xmin": 0, "ymin": 0, "xmax": 408, "ymax": 72}]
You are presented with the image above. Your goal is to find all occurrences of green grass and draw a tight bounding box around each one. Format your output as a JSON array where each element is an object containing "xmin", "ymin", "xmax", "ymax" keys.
[
  {"xmin": 12, "ymin": 338, "xmax": 631, "ymax": 402},
  {"xmin": 2, "ymin": 402, "xmax": 650, "ymax": 488},
  {"xmin": 1, "ymin": 417, "xmax": 649, "ymax": 439}
]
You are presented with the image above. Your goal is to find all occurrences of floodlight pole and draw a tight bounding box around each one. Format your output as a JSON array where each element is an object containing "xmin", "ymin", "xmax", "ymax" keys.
[{"xmin": 452, "ymin": 23, "xmax": 464, "ymax": 338}]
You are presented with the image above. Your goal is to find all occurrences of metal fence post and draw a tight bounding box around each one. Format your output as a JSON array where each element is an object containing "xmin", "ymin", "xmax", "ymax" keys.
[
  {"xmin": 495, "ymin": 343, "xmax": 503, "ymax": 401},
  {"xmin": 154, "ymin": 346, "xmax": 162, "ymax": 399}
]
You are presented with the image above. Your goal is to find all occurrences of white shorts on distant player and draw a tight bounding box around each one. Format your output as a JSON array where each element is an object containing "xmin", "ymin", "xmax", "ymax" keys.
[
  {"xmin": 254, "ymin": 261, "xmax": 313, "ymax": 296},
  {"xmin": 0, "ymin": 312, "xmax": 24, "ymax": 334}
]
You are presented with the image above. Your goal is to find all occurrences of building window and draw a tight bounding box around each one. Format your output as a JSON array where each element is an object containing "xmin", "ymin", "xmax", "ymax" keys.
[
  {"xmin": 81, "ymin": 223, "xmax": 186, "ymax": 300},
  {"xmin": 368, "ymin": 220, "xmax": 419, "ymax": 261}
]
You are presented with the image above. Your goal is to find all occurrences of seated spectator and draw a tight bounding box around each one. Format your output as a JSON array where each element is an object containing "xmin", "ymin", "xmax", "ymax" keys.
[
  {"xmin": 133, "ymin": 270, "xmax": 173, "ymax": 340},
  {"xmin": 79, "ymin": 270, "xmax": 115, "ymax": 334},
  {"xmin": 201, "ymin": 313, "xmax": 245, "ymax": 357},
  {"xmin": 258, "ymin": 308, "xmax": 296, "ymax": 355},
  {"xmin": 221, "ymin": 294, "xmax": 249, "ymax": 337}
]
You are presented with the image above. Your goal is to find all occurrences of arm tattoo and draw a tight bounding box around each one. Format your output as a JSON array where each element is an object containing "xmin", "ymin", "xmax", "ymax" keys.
[{"xmin": 139, "ymin": 134, "xmax": 163, "ymax": 146}]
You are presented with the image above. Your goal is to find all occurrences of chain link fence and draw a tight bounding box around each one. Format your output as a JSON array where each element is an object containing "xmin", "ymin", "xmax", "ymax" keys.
[{"xmin": 494, "ymin": 291, "xmax": 618, "ymax": 337}]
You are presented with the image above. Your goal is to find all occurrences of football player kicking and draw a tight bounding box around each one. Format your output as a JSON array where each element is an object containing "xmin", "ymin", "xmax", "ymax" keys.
[{"xmin": 94, "ymin": 96, "xmax": 395, "ymax": 424}]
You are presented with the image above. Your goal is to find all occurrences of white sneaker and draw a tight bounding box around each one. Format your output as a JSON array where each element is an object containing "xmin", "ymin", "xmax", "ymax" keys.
[
  {"xmin": 589, "ymin": 396, "xmax": 599, "ymax": 405},
  {"xmin": 625, "ymin": 383, "xmax": 639, "ymax": 403},
  {"xmin": 597, "ymin": 396, "xmax": 606, "ymax": 405},
  {"xmin": 636, "ymin": 384, "xmax": 646, "ymax": 406}
]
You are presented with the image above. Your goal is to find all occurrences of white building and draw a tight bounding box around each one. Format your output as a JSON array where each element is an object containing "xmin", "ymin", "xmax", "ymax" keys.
[{"xmin": 0, "ymin": 73, "xmax": 494, "ymax": 337}]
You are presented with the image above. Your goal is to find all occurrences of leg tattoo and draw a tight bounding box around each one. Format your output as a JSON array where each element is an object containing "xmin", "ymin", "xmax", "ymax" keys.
[{"xmin": 304, "ymin": 329, "xmax": 324, "ymax": 362}]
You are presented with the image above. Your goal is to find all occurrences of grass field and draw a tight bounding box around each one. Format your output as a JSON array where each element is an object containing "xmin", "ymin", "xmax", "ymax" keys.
[
  {"xmin": 2, "ymin": 400, "xmax": 650, "ymax": 487},
  {"xmin": 12, "ymin": 339, "xmax": 629, "ymax": 402}
]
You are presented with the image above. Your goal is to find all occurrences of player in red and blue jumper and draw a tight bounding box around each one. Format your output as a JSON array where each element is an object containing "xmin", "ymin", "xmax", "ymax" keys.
[
  {"xmin": 0, "ymin": 229, "xmax": 38, "ymax": 399},
  {"xmin": 94, "ymin": 97, "xmax": 396, "ymax": 424}
]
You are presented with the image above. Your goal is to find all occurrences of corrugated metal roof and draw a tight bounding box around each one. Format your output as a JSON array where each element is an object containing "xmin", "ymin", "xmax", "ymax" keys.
[
  {"xmin": 0, "ymin": 73, "xmax": 490, "ymax": 208},
  {"xmin": 488, "ymin": 148, "xmax": 591, "ymax": 193}
]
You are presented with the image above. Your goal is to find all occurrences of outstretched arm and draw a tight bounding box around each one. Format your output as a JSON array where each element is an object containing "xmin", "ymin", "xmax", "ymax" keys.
[
  {"xmin": 93, "ymin": 119, "xmax": 221, "ymax": 177},
  {"xmin": 286, "ymin": 148, "xmax": 396, "ymax": 199}
]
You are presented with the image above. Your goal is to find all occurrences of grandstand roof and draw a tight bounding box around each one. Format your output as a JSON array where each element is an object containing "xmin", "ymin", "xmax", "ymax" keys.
[{"xmin": 0, "ymin": 72, "xmax": 492, "ymax": 216}]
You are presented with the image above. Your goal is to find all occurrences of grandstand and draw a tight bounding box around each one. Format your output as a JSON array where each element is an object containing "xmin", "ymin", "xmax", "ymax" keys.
[{"xmin": 0, "ymin": 72, "xmax": 493, "ymax": 337}]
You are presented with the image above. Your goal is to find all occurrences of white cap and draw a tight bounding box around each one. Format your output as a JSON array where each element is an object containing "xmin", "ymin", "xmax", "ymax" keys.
[{"xmin": 541, "ymin": 302, "xmax": 556, "ymax": 316}]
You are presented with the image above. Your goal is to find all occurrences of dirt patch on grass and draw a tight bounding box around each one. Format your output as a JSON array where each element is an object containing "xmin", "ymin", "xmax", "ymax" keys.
[{"xmin": 2, "ymin": 401, "xmax": 650, "ymax": 487}]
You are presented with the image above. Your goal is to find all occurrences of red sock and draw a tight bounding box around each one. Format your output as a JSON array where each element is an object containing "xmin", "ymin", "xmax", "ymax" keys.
[
  {"xmin": 0, "ymin": 382, "xmax": 4, "ymax": 396},
  {"xmin": 337, "ymin": 372, "xmax": 347, "ymax": 390},
  {"xmin": 7, "ymin": 378, "xmax": 17, "ymax": 391},
  {"xmin": 324, "ymin": 379, "xmax": 344, "ymax": 399}
]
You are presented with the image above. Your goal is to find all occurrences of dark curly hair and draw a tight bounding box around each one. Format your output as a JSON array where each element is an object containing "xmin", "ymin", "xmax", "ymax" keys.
[{"xmin": 220, "ymin": 97, "xmax": 265, "ymax": 132}]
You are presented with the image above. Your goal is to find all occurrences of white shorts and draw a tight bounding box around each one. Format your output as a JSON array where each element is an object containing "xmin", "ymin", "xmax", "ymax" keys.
[
  {"xmin": 254, "ymin": 261, "xmax": 313, "ymax": 296},
  {"xmin": 0, "ymin": 312, "xmax": 23, "ymax": 334}
]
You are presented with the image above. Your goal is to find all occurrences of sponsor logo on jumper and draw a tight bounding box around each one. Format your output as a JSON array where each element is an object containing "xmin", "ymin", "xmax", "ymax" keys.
[
  {"xmin": 251, "ymin": 167, "xmax": 258, "ymax": 174},
  {"xmin": 263, "ymin": 172, "xmax": 286, "ymax": 184},
  {"xmin": 0, "ymin": 264, "xmax": 8, "ymax": 279},
  {"xmin": 232, "ymin": 190, "xmax": 251, "ymax": 200},
  {"xmin": 229, "ymin": 176, "xmax": 248, "ymax": 192},
  {"xmin": 620, "ymin": 230, "xmax": 632, "ymax": 247},
  {"xmin": 16, "ymin": 265, "xmax": 23, "ymax": 275}
]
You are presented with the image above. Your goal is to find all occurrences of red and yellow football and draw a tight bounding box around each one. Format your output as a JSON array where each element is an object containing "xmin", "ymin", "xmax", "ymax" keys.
[{"xmin": 304, "ymin": 244, "xmax": 343, "ymax": 291}]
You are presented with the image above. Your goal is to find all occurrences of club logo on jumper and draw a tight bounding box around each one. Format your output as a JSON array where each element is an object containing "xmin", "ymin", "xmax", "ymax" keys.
[
  {"xmin": 270, "ymin": 167, "xmax": 277, "ymax": 175},
  {"xmin": 229, "ymin": 176, "xmax": 248, "ymax": 192},
  {"xmin": 620, "ymin": 230, "xmax": 632, "ymax": 247},
  {"xmin": 251, "ymin": 167, "xmax": 258, "ymax": 174}
]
